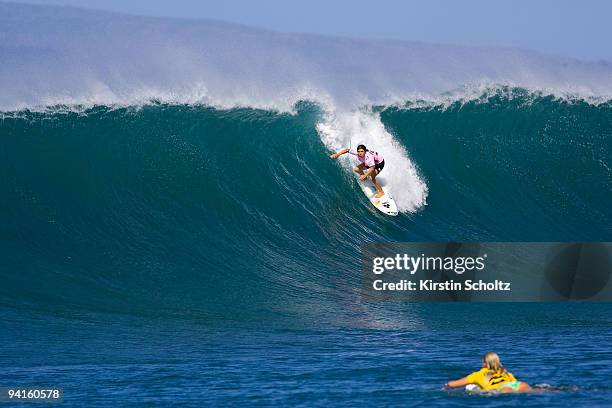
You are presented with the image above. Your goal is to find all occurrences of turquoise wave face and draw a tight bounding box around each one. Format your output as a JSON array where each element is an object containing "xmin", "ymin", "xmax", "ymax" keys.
[
  {"xmin": 1, "ymin": 102, "xmax": 386, "ymax": 322},
  {"xmin": 1, "ymin": 90, "xmax": 611, "ymax": 322},
  {"xmin": 381, "ymin": 90, "xmax": 612, "ymax": 241},
  {"xmin": 380, "ymin": 90, "xmax": 612, "ymax": 241}
]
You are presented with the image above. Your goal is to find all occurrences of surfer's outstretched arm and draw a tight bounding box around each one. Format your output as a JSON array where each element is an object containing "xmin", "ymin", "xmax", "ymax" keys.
[{"xmin": 329, "ymin": 148, "xmax": 349, "ymax": 159}]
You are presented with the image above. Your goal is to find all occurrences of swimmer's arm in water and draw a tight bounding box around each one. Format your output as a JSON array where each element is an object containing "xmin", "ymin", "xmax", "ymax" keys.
[
  {"xmin": 329, "ymin": 148, "xmax": 349, "ymax": 159},
  {"xmin": 444, "ymin": 376, "xmax": 470, "ymax": 389}
]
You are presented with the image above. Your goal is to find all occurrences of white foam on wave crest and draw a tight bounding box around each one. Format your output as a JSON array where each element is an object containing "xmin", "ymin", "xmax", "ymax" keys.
[
  {"xmin": 317, "ymin": 110, "xmax": 428, "ymax": 213},
  {"xmin": 2, "ymin": 3, "xmax": 612, "ymax": 114},
  {"xmin": 385, "ymin": 82, "xmax": 612, "ymax": 112}
]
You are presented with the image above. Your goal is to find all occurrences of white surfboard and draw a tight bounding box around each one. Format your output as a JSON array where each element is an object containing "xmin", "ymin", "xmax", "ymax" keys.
[
  {"xmin": 465, "ymin": 384, "xmax": 482, "ymax": 393},
  {"xmin": 362, "ymin": 182, "xmax": 398, "ymax": 216}
]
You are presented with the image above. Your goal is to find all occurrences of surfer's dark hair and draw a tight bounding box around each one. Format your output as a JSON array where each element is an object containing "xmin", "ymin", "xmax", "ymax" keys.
[{"xmin": 357, "ymin": 144, "xmax": 367, "ymax": 151}]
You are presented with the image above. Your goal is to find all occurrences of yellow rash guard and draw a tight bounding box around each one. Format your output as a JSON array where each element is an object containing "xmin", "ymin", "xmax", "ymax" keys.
[{"xmin": 465, "ymin": 368, "xmax": 517, "ymax": 390}]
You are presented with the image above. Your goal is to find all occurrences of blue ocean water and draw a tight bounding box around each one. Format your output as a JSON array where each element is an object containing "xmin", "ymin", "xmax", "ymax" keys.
[
  {"xmin": 1, "ymin": 91, "xmax": 611, "ymax": 406},
  {"xmin": 2, "ymin": 304, "xmax": 611, "ymax": 407}
]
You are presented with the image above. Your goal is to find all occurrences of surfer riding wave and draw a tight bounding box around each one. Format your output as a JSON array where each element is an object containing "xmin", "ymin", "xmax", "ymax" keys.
[{"xmin": 330, "ymin": 144, "xmax": 386, "ymax": 198}]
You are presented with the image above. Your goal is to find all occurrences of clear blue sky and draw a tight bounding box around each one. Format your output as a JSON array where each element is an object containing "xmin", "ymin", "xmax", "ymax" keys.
[{"xmin": 11, "ymin": 0, "xmax": 612, "ymax": 61}]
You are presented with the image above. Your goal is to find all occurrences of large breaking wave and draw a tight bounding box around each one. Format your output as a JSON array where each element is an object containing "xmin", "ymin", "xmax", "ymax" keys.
[{"xmin": 1, "ymin": 3, "xmax": 611, "ymax": 324}]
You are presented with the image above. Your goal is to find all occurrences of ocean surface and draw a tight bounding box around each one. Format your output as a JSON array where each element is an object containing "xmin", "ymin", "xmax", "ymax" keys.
[
  {"xmin": 1, "ymin": 3, "xmax": 612, "ymax": 407},
  {"xmin": 2, "ymin": 304, "xmax": 612, "ymax": 407}
]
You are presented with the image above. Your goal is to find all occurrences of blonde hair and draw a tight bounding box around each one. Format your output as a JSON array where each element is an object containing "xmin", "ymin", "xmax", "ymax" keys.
[{"xmin": 483, "ymin": 352, "xmax": 509, "ymax": 381}]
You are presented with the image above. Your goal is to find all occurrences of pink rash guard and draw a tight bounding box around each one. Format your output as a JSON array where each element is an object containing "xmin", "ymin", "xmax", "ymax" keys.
[{"xmin": 349, "ymin": 149, "xmax": 384, "ymax": 168}]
